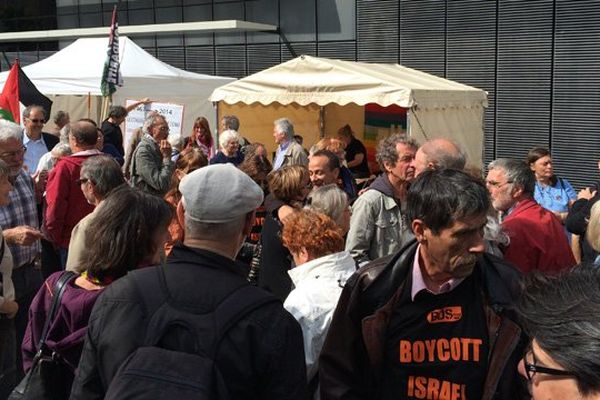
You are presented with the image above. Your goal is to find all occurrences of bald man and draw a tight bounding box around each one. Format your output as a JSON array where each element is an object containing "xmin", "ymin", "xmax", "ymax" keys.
[{"xmin": 413, "ymin": 138, "xmax": 466, "ymax": 176}]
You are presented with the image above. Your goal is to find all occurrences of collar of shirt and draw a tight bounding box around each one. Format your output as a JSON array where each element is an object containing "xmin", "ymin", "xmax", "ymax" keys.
[
  {"xmin": 144, "ymin": 133, "xmax": 158, "ymax": 144},
  {"xmin": 277, "ymin": 140, "xmax": 292, "ymax": 152},
  {"xmin": 411, "ymin": 243, "xmax": 465, "ymax": 301},
  {"xmin": 23, "ymin": 131, "xmax": 46, "ymax": 146}
]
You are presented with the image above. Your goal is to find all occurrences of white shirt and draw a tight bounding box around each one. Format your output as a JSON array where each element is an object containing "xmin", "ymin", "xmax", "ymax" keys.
[{"xmin": 284, "ymin": 251, "xmax": 356, "ymax": 385}]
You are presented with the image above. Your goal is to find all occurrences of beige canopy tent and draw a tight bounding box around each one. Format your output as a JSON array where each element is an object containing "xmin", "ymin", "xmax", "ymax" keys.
[{"xmin": 210, "ymin": 55, "xmax": 488, "ymax": 166}]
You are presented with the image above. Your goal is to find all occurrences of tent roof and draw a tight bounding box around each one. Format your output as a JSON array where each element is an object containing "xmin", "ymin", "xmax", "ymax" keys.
[
  {"xmin": 0, "ymin": 37, "xmax": 234, "ymax": 96},
  {"xmin": 210, "ymin": 55, "xmax": 487, "ymax": 109}
]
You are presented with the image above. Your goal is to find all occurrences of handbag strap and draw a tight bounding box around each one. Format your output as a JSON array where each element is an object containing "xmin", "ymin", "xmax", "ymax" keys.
[{"xmin": 36, "ymin": 271, "xmax": 76, "ymax": 351}]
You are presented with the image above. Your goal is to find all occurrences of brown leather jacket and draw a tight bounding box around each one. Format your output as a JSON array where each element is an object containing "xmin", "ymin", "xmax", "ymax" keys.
[{"xmin": 319, "ymin": 240, "xmax": 528, "ymax": 400}]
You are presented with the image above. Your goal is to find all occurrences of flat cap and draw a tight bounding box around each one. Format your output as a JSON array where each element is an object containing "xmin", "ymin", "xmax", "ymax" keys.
[{"xmin": 179, "ymin": 164, "xmax": 264, "ymax": 223}]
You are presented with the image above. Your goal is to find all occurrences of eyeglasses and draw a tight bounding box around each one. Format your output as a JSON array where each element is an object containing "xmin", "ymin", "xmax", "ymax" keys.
[
  {"xmin": 522, "ymin": 348, "xmax": 575, "ymax": 381},
  {"xmin": 76, "ymin": 178, "xmax": 90, "ymax": 185},
  {"xmin": 485, "ymin": 180, "xmax": 513, "ymax": 189},
  {"xmin": 26, "ymin": 118, "xmax": 45, "ymax": 124},
  {"xmin": 154, "ymin": 125, "xmax": 170, "ymax": 132},
  {"xmin": 0, "ymin": 146, "xmax": 26, "ymax": 159}
]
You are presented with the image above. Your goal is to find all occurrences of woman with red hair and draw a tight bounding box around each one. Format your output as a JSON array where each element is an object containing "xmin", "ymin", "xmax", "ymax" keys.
[{"xmin": 281, "ymin": 209, "xmax": 356, "ymax": 395}]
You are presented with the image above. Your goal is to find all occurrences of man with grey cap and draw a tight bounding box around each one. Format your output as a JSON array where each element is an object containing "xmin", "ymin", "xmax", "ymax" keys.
[{"xmin": 70, "ymin": 164, "xmax": 308, "ymax": 399}]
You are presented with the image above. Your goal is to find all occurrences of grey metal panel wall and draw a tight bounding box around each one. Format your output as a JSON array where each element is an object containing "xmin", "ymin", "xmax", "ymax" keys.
[
  {"xmin": 247, "ymin": 43, "xmax": 280, "ymax": 74},
  {"xmin": 215, "ymin": 45, "xmax": 247, "ymax": 78},
  {"xmin": 317, "ymin": 41, "xmax": 356, "ymax": 61},
  {"xmin": 185, "ymin": 46, "xmax": 215, "ymax": 75},
  {"xmin": 281, "ymin": 42, "xmax": 317, "ymax": 62},
  {"xmin": 551, "ymin": 0, "xmax": 600, "ymax": 189},
  {"xmin": 446, "ymin": 0, "xmax": 497, "ymax": 167},
  {"xmin": 495, "ymin": 1, "xmax": 554, "ymax": 160},
  {"xmin": 356, "ymin": 0, "xmax": 398, "ymax": 63},
  {"xmin": 156, "ymin": 47, "xmax": 186, "ymax": 70},
  {"xmin": 399, "ymin": 0, "xmax": 446, "ymax": 77}
]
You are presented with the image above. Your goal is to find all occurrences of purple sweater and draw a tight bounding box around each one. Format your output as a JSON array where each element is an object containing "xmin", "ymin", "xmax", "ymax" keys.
[{"xmin": 22, "ymin": 272, "xmax": 104, "ymax": 373}]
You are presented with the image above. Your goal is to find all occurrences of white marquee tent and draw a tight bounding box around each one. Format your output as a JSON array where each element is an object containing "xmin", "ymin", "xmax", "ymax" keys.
[
  {"xmin": 0, "ymin": 36, "xmax": 234, "ymax": 139},
  {"xmin": 210, "ymin": 55, "xmax": 488, "ymax": 165}
]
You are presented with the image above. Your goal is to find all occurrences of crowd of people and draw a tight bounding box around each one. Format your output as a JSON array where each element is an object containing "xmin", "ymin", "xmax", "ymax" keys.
[{"xmin": 0, "ymin": 102, "xmax": 597, "ymax": 400}]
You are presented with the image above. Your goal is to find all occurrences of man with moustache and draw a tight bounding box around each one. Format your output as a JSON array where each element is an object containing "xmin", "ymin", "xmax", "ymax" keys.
[
  {"xmin": 320, "ymin": 169, "xmax": 527, "ymax": 400},
  {"xmin": 345, "ymin": 134, "xmax": 418, "ymax": 264},
  {"xmin": 486, "ymin": 158, "xmax": 575, "ymax": 274}
]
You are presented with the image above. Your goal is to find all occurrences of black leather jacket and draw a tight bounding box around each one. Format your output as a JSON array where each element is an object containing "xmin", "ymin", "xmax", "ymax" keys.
[{"xmin": 319, "ymin": 240, "xmax": 528, "ymax": 400}]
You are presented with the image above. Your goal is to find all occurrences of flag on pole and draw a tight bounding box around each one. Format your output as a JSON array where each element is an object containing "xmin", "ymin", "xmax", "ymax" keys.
[
  {"xmin": 0, "ymin": 60, "xmax": 52, "ymax": 123},
  {"xmin": 100, "ymin": 5, "xmax": 123, "ymax": 97}
]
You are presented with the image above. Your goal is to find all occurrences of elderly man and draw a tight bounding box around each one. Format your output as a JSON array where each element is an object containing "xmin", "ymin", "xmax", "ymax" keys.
[
  {"xmin": 413, "ymin": 137, "xmax": 466, "ymax": 176},
  {"xmin": 308, "ymin": 149, "xmax": 340, "ymax": 189},
  {"xmin": 71, "ymin": 164, "xmax": 307, "ymax": 399},
  {"xmin": 320, "ymin": 169, "xmax": 527, "ymax": 400},
  {"xmin": 129, "ymin": 114, "xmax": 174, "ymax": 196},
  {"xmin": 486, "ymin": 158, "xmax": 575, "ymax": 274},
  {"xmin": 273, "ymin": 118, "xmax": 308, "ymax": 170},
  {"xmin": 0, "ymin": 120, "xmax": 44, "ymax": 380},
  {"xmin": 345, "ymin": 134, "xmax": 418, "ymax": 264},
  {"xmin": 65, "ymin": 155, "xmax": 126, "ymax": 271},
  {"xmin": 22, "ymin": 105, "xmax": 59, "ymax": 174},
  {"xmin": 518, "ymin": 263, "xmax": 600, "ymax": 400},
  {"xmin": 45, "ymin": 120, "xmax": 101, "ymax": 266}
]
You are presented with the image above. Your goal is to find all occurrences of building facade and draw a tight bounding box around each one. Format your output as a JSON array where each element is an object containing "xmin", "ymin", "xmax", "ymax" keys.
[{"xmin": 2, "ymin": 0, "xmax": 600, "ymax": 187}]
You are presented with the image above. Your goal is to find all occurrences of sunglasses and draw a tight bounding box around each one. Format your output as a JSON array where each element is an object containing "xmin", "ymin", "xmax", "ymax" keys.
[{"xmin": 26, "ymin": 118, "xmax": 45, "ymax": 124}]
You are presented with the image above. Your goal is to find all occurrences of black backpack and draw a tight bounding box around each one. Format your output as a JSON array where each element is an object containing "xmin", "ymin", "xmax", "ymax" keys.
[{"xmin": 104, "ymin": 266, "xmax": 278, "ymax": 400}]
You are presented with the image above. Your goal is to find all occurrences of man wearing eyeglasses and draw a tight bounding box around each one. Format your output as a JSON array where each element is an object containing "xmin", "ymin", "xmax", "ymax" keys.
[
  {"xmin": 0, "ymin": 119, "xmax": 44, "ymax": 384},
  {"xmin": 22, "ymin": 105, "xmax": 59, "ymax": 174},
  {"xmin": 129, "ymin": 114, "xmax": 174, "ymax": 196},
  {"xmin": 486, "ymin": 158, "xmax": 575, "ymax": 274},
  {"xmin": 517, "ymin": 263, "xmax": 600, "ymax": 400}
]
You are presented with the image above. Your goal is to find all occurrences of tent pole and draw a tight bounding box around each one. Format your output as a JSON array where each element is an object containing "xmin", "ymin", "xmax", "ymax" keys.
[
  {"xmin": 319, "ymin": 106, "xmax": 325, "ymax": 138},
  {"xmin": 87, "ymin": 92, "xmax": 91, "ymax": 119}
]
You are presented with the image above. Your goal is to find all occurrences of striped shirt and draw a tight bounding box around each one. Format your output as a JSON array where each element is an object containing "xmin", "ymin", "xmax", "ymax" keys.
[{"xmin": 0, "ymin": 170, "xmax": 40, "ymax": 268}]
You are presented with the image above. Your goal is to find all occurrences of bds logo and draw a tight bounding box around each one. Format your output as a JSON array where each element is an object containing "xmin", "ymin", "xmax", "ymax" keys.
[{"xmin": 426, "ymin": 306, "xmax": 462, "ymax": 324}]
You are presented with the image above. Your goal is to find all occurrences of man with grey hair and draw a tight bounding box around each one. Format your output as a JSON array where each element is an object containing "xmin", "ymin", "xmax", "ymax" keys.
[
  {"xmin": 21, "ymin": 105, "xmax": 59, "ymax": 174},
  {"xmin": 486, "ymin": 158, "xmax": 574, "ymax": 274},
  {"xmin": 346, "ymin": 134, "xmax": 418, "ymax": 264},
  {"xmin": 71, "ymin": 164, "xmax": 307, "ymax": 399},
  {"xmin": 413, "ymin": 137, "xmax": 467, "ymax": 176},
  {"xmin": 129, "ymin": 113, "xmax": 174, "ymax": 196},
  {"xmin": 272, "ymin": 118, "xmax": 308, "ymax": 170},
  {"xmin": 0, "ymin": 119, "xmax": 44, "ymax": 380},
  {"xmin": 65, "ymin": 155, "xmax": 126, "ymax": 271}
]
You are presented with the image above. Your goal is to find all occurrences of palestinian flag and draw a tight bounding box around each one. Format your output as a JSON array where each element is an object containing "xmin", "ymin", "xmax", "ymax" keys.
[{"xmin": 0, "ymin": 61, "xmax": 52, "ymax": 123}]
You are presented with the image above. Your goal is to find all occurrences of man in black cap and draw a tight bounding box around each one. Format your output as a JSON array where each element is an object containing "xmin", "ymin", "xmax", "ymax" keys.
[{"xmin": 71, "ymin": 164, "xmax": 307, "ymax": 400}]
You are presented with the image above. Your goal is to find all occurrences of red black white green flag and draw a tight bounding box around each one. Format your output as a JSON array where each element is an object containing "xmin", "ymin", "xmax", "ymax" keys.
[
  {"xmin": 101, "ymin": 5, "xmax": 123, "ymax": 97},
  {"xmin": 0, "ymin": 60, "xmax": 52, "ymax": 123}
]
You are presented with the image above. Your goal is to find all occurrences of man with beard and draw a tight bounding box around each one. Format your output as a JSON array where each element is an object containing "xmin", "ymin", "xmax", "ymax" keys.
[
  {"xmin": 320, "ymin": 169, "xmax": 527, "ymax": 400},
  {"xmin": 345, "ymin": 134, "xmax": 417, "ymax": 264}
]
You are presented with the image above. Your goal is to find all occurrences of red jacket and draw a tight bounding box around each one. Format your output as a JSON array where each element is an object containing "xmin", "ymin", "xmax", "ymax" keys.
[
  {"xmin": 501, "ymin": 198, "xmax": 575, "ymax": 274},
  {"xmin": 45, "ymin": 150, "xmax": 101, "ymax": 249}
]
